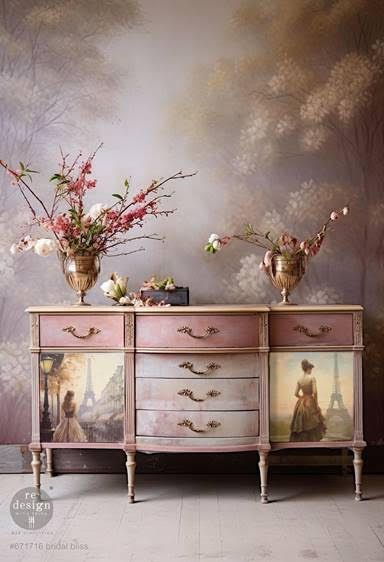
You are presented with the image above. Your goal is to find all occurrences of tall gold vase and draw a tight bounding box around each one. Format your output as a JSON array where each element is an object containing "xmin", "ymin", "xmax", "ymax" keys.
[
  {"xmin": 266, "ymin": 254, "xmax": 306, "ymax": 305},
  {"xmin": 59, "ymin": 252, "xmax": 100, "ymax": 306}
]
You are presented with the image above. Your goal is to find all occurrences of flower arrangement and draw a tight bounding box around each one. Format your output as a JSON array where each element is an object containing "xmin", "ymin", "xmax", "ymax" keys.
[
  {"xmin": 205, "ymin": 205, "xmax": 349, "ymax": 304},
  {"xmin": 205, "ymin": 206, "xmax": 349, "ymax": 267},
  {"xmin": 1, "ymin": 146, "xmax": 195, "ymax": 259},
  {"xmin": 141, "ymin": 275, "xmax": 176, "ymax": 291},
  {"xmin": 100, "ymin": 273, "xmax": 169, "ymax": 307}
]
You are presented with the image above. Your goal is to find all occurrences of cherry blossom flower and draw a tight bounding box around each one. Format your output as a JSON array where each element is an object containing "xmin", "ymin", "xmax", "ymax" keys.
[{"xmin": 34, "ymin": 238, "xmax": 56, "ymax": 257}]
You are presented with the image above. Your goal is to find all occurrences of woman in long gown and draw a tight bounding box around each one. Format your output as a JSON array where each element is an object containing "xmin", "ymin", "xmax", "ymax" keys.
[
  {"xmin": 289, "ymin": 359, "xmax": 326, "ymax": 442},
  {"xmin": 53, "ymin": 390, "xmax": 87, "ymax": 442}
]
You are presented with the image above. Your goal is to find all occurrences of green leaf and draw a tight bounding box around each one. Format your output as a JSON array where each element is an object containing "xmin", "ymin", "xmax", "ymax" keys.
[
  {"xmin": 112, "ymin": 193, "xmax": 124, "ymax": 200},
  {"xmin": 19, "ymin": 162, "xmax": 25, "ymax": 171},
  {"xmin": 124, "ymin": 179, "xmax": 129, "ymax": 188}
]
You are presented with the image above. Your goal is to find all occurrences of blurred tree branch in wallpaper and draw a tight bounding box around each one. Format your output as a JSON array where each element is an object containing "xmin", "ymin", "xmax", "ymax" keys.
[
  {"xmin": 173, "ymin": 0, "xmax": 384, "ymax": 443},
  {"xmin": 0, "ymin": 0, "xmax": 141, "ymax": 443}
]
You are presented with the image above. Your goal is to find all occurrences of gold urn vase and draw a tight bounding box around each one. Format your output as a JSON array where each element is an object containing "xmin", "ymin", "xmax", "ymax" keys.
[
  {"xmin": 59, "ymin": 252, "xmax": 101, "ymax": 306},
  {"xmin": 266, "ymin": 254, "xmax": 306, "ymax": 305}
]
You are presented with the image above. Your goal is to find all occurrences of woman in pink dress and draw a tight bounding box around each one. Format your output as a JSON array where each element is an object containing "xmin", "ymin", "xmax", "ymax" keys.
[
  {"xmin": 289, "ymin": 359, "xmax": 326, "ymax": 442},
  {"xmin": 53, "ymin": 390, "xmax": 87, "ymax": 442}
]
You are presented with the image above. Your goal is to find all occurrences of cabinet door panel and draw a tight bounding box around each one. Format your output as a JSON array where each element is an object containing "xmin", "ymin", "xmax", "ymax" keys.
[
  {"xmin": 39, "ymin": 352, "xmax": 125, "ymax": 443},
  {"xmin": 269, "ymin": 351, "xmax": 354, "ymax": 443}
]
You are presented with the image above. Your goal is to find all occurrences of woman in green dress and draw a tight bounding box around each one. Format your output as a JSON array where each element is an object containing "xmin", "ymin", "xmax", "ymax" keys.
[{"xmin": 289, "ymin": 359, "xmax": 326, "ymax": 442}]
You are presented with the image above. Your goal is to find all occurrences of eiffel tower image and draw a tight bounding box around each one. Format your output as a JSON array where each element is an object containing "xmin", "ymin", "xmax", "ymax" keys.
[
  {"xmin": 78, "ymin": 358, "xmax": 96, "ymax": 418},
  {"xmin": 325, "ymin": 353, "xmax": 353, "ymax": 440}
]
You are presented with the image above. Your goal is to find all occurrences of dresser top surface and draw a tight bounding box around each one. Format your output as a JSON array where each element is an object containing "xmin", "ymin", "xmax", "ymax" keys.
[{"xmin": 26, "ymin": 304, "xmax": 363, "ymax": 313}]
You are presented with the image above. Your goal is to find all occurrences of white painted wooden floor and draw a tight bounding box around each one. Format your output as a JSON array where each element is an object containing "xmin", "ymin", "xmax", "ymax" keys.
[{"xmin": 0, "ymin": 473, "xmax": 383, "ymax": 562}]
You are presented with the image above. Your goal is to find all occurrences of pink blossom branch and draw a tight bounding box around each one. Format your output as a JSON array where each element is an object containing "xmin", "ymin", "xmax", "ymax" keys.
[{"xmin": 0, "ymin": 159, "xmax": 51, "ymax": 218}]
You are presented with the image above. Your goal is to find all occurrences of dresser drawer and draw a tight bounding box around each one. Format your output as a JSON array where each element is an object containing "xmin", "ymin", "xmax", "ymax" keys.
[
  {"xmin": 269, "ymin": 313, "xmax": 353, "ymax": 347},
  {"xmin": 135, "ymin": 314, "xmax": 259, "ymax": 348},
  {"xmin": 136, "ymin": 353, "xmax": 259, "ymax": 379},
  {"xmin": 136, "ymin": 378, "xmax": 259, "ymax": 411},
  {"xmin": 39, "ymin": 314, "xmax": 125, "ymax": 347},
  {"xmin": 136, "ymin": 410, "xmax": 259, "ymax": 438}
]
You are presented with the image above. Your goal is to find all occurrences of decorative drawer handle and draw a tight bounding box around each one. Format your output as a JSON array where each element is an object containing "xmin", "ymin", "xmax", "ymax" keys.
[
  {"xmin": 177, "ymin": 326, "xmax": 220, "ymax": 339},
  {"xmin": 179, "ymin": 361, "xmax": 221, "ymax": 376},
  {"xmin": 177, "ymin": 418, "xmax": 221, "ymax": 433},
  {"xmin": 177, "ymin": 388, "xmax": 221, "ymax": 402},
  {"xmin": 62, "ymin": 326, "xmax": 101, "ymax": 339},
  {"xmin": 293, "ymin": 324, "xmax": 332, "ymax": 338}
]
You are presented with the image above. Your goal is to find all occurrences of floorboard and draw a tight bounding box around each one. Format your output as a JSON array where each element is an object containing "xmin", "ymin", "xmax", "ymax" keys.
[{"xmin": 0, "ymin": 474, "xmax": 383, "ymax": 562}]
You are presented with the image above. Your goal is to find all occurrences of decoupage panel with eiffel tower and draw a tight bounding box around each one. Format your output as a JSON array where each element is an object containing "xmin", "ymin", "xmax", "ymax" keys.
[
  {"xmin": 39, "ymin": 352, "xmax": 124, "ymax": 443},
  {"xmin": 270, "ymin": 352, "xmax": 354, "ymax": 443}
]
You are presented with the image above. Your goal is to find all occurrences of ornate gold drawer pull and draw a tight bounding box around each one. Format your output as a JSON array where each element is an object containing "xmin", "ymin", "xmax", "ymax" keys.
[
  {"xmin": 293, "ymin": 324, "xmax": 332, "ymax": 338},
  {"xmin": 177, "ymin": 418, "xmax": 221, "ymax": 433},
  {"xmin": 179, "ymin": 361, "xmax": 221, "ymax": 375},
  {"xmin": 62, "ymin": 326, "xmax": 101, "ymax": 339},
  {"xmin": 177, "ymin": 326, "xmax": 220, "ymax": 339},
  {"xmin": 177, "ymin": 388, "xmax": 221, "ymax": 402}
]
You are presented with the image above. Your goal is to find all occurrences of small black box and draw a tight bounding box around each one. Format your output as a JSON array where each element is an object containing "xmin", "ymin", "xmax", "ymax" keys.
[{"xmin": 140, "ymin": 287, "xmax": 189, "ymax": 306}]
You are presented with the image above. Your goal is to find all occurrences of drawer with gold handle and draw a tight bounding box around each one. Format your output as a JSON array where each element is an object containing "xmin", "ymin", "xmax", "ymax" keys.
[
  {"xmin": 136, "ymin": 410, "xmax": 259, "ymax": 438},
  {"xmin": 135, "ymin": 353, "xmax": 260, "ymax": 379},
  {"xmin": 269, "ymin": 313, "xmax": 353, "ymax": 347},
  {"xmin": 135, "ymin": 314, "xmax": 260, "ymax": 348},
  {"xmin": 136, "ymin": 378, "xmax": 259, "ymax": 411},
  {"xmin": 39, "ymin": 314, "xmax": 125, "ymax": 347}
]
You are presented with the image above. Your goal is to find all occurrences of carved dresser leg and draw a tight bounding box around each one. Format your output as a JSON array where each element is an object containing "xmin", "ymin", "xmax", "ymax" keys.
[
  {"xmin": 352, "ymin": 447, "xmax": 363, "ymax": 501},
  {"xmin": 126, "ymin": 452, "xmax": 136, "ymax": 503},
  {"xmin": 31, "ymin": 451, "xmax": 41, "ymax": 490},
  {"xmin": 46, "ymin": 448, "xmax": 53, "ymax": 477},
  {"xmin": 258, "ymin": 451, "xmax": 269, "ymax": 504}
]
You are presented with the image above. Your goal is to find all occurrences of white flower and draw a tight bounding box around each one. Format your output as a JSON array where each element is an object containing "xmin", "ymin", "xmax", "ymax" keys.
[
  {"xmin": 10, "ymin": 244, "xmax": 18, "ymax": 255},
  {"xmin": 119, "ymin": 296, "xmax": 132, "ymax": 305},
  {"xmin": 208, "ymin": 233, "xmax": 220, "ymax": 244},
  {"xmin": 115, "ymin": 275, "xmax": 128, "ymax": 293},
  {"xmin": 342, "ymin": 206, "xmax": 349, "ymax": 215},
  {"xmin": 100, "ymin": 279, "xmax": 115, "ymax": 294},
  {"xmin": 212, "ymin": 239, "xmax": 221, "ymax": 250},
  {"xmin": 34, "ymin": 238, "xmax": 56, "ymax": 257},
  {"xmin": 86, "ymin": 203, "xmax": 108, "ymax": 221}
]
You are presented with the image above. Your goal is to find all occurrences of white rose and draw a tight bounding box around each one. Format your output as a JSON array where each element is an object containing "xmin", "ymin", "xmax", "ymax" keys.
[
  {"xmin": 208, "ymin": 233, "xmax": 220, "ymax": 244},
  {"xmin": 34, "ymin": 238, "xmax": 56, "ymax": 257},
  {"xmin": 86, "ymin": 203, "xmax": 108, "ymax": 221},
  {"xmin": 100, "ymin": 279, "xmax": 116, "ymax": 294}
]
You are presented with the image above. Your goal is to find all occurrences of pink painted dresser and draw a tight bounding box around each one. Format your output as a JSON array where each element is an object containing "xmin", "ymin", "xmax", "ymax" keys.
[{"xmin": 27, "ymin": 304, "xmax": 365, "ymax": 503}]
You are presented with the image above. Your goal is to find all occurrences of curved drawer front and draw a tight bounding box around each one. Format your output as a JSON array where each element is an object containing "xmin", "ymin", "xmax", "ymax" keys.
[
  {"xmin": 136, "ymin": 410, "xmax": 259, "ymax": 438},
  {"xmin": 135, "ymin": 314, "xmax": 259, "ymax": 348},
  {"xmin": 136, "ymin": 378, "xmax": 259, "ymax": 411},
  {"xmin": 269, "ymin": 313, "xmax": 353, "ymax": 347},
  {"xmin": 136, "ymin": 353, "xmax": 259, "ymax": 379},
  {"xmin": 39, "ymin": 314, "xmax": 125, "ymax": 347}
]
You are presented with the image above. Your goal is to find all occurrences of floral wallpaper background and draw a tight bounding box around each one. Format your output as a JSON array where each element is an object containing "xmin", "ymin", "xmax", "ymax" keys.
[{"xmin": 1, "ymin": 0, "xmax": 383, "ymax": 454}]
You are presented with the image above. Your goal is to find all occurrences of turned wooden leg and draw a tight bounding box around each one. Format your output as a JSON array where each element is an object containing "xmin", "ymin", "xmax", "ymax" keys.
[
  {"xmin": 45, "ymin": 448, "xmax": 53, "ymax": 477},
  {"xmin": 258, "ymin": 451, "xmax": 269, "ymax": 504},
  {"xmin": 31, "ymin": 451, "xmax": 41, "ymax": 490},
  {"xmin": 352, "ymin": 447, "xmax": 364, "ymax": 501},
  {"xmin": 126, "ymin": 452, "xmax": 136, "ymax": 503}
]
